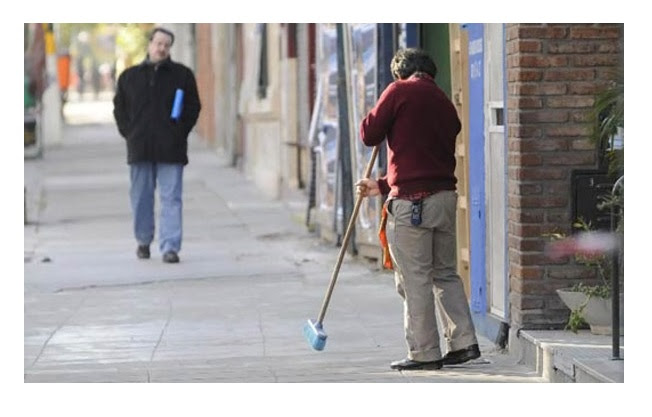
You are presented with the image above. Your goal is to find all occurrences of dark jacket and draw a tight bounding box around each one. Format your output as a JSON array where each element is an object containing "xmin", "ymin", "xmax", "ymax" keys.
[
  {"xmin": 113, "ymin": 57, "xmax": 201, "ymax": 165},
  {"xmin": 360, "ymin": 73, "xmax": 460, "ymax": 197}
]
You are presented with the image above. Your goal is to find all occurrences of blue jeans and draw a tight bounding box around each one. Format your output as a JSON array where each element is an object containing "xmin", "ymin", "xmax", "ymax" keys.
[{"xmin": 129, "ymin": 162, "xmax": 184, "ymax": 254}]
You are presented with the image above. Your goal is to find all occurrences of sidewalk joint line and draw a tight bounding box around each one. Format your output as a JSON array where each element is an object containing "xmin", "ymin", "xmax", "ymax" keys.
[
  {"xmin": 149, "ymin": 297, "xmax": 173, "ymax": 364},
  {"xmin": 29, "ymin": 296, "xmax": 87, "ymax": 369}
]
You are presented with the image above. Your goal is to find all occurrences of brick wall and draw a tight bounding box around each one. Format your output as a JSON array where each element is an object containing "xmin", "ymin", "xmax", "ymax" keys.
[{"xmin": 505, "ymin": 23, "xmax": 623, "ymax": 329}]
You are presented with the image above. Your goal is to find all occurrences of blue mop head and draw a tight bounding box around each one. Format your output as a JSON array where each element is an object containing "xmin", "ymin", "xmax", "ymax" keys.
[{"xmin": 303, "ymin": 319, "xmax": 327, "ymax": 351}]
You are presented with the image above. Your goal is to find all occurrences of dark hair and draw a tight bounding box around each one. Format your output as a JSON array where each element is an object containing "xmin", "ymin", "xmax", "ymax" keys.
[
  {"xmin": 390, "ymin": 48, "xmax": 437, "ymax": 80},
  {"xmin": 149, "ymin": 27, "xmax": 175, "ymax": 46}
]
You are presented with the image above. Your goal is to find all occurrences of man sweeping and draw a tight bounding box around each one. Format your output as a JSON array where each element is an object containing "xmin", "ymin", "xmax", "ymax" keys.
[{"xmin": 356, "ymin": 48, "xmax": 480, "ymax": 371}]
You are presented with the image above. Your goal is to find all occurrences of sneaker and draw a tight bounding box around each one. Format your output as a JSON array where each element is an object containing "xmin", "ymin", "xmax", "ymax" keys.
[
  {"xmin": 162, "ymin": 251, "xmax": 179, "ymax": 263},
  {"xmin": 137, "ymin": 245, "xmax": 150, "ymax": 259}
]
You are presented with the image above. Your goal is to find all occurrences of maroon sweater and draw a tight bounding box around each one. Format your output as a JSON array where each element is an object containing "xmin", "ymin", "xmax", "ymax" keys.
[{"xmin": 360, "ymin": 74, "xmax": 461, "ymax": 198}]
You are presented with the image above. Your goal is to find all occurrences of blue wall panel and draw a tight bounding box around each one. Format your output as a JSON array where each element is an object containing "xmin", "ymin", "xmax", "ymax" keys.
[{"xmin": 464, "ymin": 23, "xmax": 486, "ymax": 315}]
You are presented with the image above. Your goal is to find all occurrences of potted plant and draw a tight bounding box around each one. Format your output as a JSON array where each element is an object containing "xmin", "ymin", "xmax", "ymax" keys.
[
  {"xmin": 548, "ymin": 61, "xmax": 624, "ymax": 335},
  {"xmin": 548, "ymin": 218, "xmax": 623, "ymax": 335}
]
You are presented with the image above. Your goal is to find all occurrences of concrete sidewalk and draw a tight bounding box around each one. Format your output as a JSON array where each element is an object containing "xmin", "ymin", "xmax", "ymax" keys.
[{"xmin": 24, "ymin": 120, "xmax": 543, "ymax": 383}]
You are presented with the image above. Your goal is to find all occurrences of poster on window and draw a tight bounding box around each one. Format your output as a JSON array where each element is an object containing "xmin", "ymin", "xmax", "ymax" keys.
[
  {"xmin": 348, "ymin": 23, "xmax": 379, "ymax": 246},
  {"xmin": 314, "ymin": 23, "xmax": 339, "ymax": 222}
]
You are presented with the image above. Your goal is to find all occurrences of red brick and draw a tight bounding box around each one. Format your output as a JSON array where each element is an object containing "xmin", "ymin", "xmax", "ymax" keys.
[
  {"xmin": 505, "ymin": 25, "xmax": 519, "ymax": 41},
  {"xmin": 508, "ymin": 97, "xmax": 543, "ymax": 109},
  {"xmin": 542, "ymin": 151, "xmax": 595, "ymax": 166},
  {"xmin": 510, "ymin": 167, "xmax": 568, "ymax": 181},
  {"xmin": 568, "ymin": 82, "xmax": 603, "ymax": 95},
  {"xmin": 509, "ymin": 222, "xmax": 549, "ymax": 237},
  {"xmin": 547, "ymin": 265, "xmax": 597, "ymax": 280},
  {"xmin": 509, "ymin": 138, "xmax": 569, "ymax": 152},
  {"xmin": 509, "ymin": 182, "xmax": 543, "ymax": 195},
  {"xmin": 512, "ymin": 264, "xmax": 544, "ymax": 279},
  {"xmin": 547, "ymin": 96, "xmax": 594, "ymax": 108},
  {"xmin": 509, "ymin": 69, "xmax": 543, "ymax": 82},
  {"xmin": 546, "ymin": 125, "xmax": 591, "ymax": 136},
  {"xmin": 513, "ymin": 55, "xmax": 569, "ymax": 68},
  {"xmin": 510, "ymin": 82, "xmax": 567, "ymax": 96},
  {"xmin": 507, "ymin": 40, "xmax": 543, "ymax": 54},
  {"xmin": 596, "ymin": 68, "xmax": 621, "ymax": 80},
  {"xmin": 518, "ymin": 110, "xmax": 569, "ymax": 123},
  {"xmin": 516, "ymin": 250, "xmax": 568, "ymax": 266},
  {"xmin": 545, "ymin": 296, "xmax": 570, "ymax": 310},
  {"xmin": 569, "ymin": 110, "xmax": 593, "ymax": 123},
  {"xmin": 570, "ymin": 27, "xmax": 621, "ymax": 39},
  {"xmin": 510, "ymin": 277, "xmax": 548, "ymax": 294},
  {"xmin": 508, "ymin": 210, "xmax": 544, "ymax": 223},
  {"xmin": 547, "ymin": 41, "xmax": 594, "ymax": 54},
  {"xmin": 510, "ymin": 293, "xmax": 545, "ymax": 310},
  {"xmin": 570, "ymin": 138, "xmax": 595, "ymax": 150},
  {"xmin": 519, "ymin": 195, "xmax": 569, "ymax": 208},
  {"xmin": 518, "ymin": 26, "xmax": 568, "ymax": 39},
  {"xmin": 508, "ymin": 125, "xmax": 543, "ymax": 139},
  {"xmin": 543, "ymin": 69, "xmax": 595, "ymax": 81},
  {"xmin": 509, "ymin": 153, "xmax": 543, "ymax": 166},
  {"xmin": 597, "ymin": 42, "xmax": 622, "ymax": 53},
  {"xmin": 508, "ymin": 236, "xmax": 546, "ymax": 252},
  {"xmin": 545, "ymin": 182, "xmax": 571, "ymax": 195},
  {"xmin": 546, "ymin": 211, "xmax": 571, "ymax": 224},
  {"xmin": 571, "ymin": 55, "xmax": 621, "ymax": 67}
]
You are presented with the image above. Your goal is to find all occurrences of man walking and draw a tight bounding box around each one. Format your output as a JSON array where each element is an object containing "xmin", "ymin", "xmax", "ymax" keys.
[
  {"xmin": 113, "ymin": 27, "xmax": 201, "ymax": 263},
  {"xmin": 356, "ymin": 48, "xmax": 480, "ymax": 370}
]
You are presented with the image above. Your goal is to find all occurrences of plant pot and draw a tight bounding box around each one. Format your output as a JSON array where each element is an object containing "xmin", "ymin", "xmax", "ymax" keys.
[{"xmin": 556, "ymin": 289, "xmax": 624, "ymax": 335}]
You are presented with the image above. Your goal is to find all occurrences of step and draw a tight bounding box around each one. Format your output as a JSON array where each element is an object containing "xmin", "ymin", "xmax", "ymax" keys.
[{"xmin": 510, "ymin": 329, "xmax": 624, "ymax": 383}]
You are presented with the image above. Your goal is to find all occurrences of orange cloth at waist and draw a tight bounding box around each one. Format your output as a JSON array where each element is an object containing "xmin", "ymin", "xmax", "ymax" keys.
[{"xmin": 378, "ymin": 200, "xmax": 393, "ymax": 270}]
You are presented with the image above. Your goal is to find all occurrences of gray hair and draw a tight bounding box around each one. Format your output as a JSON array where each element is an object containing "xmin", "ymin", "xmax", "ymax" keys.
[{"xmin": 390, "ymin": 48, "xmax": 438, "ymax": 80}]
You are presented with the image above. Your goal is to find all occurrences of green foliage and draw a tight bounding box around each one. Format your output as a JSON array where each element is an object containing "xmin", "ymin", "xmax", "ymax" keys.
[
  {"xmin": 566, "ymin": 307, "xmax": 587, "ymax": 333},
  {"xmin": 115, "ymin": 24, "xmax": 154, "ymax": 67},
  {"xmin": 569, "ymin": 281, "xmax": 611, "ymax": 299},
  {"xmin": 572, "ymin": 218, "xmax": 612, "ymax": 289},
  {"xmin": 56, "ymin": 23, "xmax": 154, "ymax": 75},
  {"xmin": 590, "ymin": 67, "xmax": 624, "ymax": 179},
  {"xmin": 548, "ymin": 218, "xmax": 616, "ymax": 332},
  {"xmin": 564, "ymin": 283, "xmax": 611, "ymax": 333}
]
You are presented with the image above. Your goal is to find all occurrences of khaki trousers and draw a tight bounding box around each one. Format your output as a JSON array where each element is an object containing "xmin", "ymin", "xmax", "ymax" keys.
[{"xmin": 387, "ymin": 191, "xmax": 478, "ymax": 362}]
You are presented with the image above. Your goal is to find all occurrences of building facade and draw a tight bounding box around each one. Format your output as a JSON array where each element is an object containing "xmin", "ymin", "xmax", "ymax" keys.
[{"xmin": 190, "ymin": 23, "xmax": 624, "ymax": 349}]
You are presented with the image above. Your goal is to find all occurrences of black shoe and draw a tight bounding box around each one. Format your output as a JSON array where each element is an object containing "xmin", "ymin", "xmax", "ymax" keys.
[
  {"xmin": 390, "ymin": 358, "xmax": 442, "ymax": 371},
  {"xmin": 136, "ymin": 245, "xmax": 150, "ymax": 259},
  {"xmin": 162, "ymin": 251, "xmax": 179, "ymax": 263},
  {"xmin": 439, "ymin": 344, "xmax": 481, "ymax": 366}
]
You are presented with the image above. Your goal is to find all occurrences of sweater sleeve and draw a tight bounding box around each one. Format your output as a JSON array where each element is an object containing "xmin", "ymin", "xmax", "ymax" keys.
[
  {"xmin": 377, "ymin": 177, "xmax": 390, "ymax": 195},
  {"xmin": 360, "ymin": 82, "xmax": 397, "ymax": 146}
]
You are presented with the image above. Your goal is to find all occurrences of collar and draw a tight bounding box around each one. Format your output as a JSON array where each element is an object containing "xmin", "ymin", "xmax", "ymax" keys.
[
  {"xmin": 139, "ymin": 56, "xmax": 172, "ymax": 69},
  {"xmin": 408, "ymin": 72, "xmax": 434, "ymax": 81}
]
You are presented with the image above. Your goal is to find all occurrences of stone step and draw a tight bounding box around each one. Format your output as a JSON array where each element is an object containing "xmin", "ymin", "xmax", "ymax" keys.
[{"xmin": 511, "ymin": 329, "xmax": 624, "ymax": 383}]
